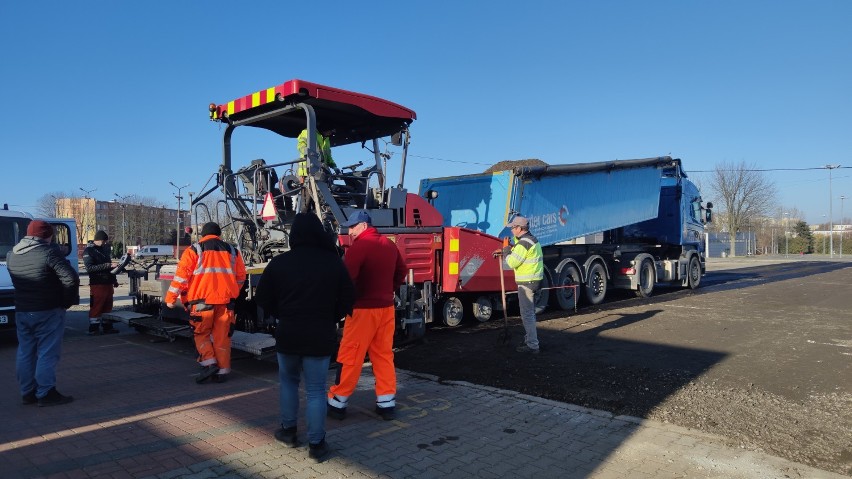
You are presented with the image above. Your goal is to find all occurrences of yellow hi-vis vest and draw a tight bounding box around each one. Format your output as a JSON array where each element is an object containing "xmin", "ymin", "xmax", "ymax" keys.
[
  {"xmin": 297, "ymin": 129, "xmax": 336, "ymax": 176},
  {"xmin": 505, "ymin": 233, "xmax": 544, "ymax": 282}
]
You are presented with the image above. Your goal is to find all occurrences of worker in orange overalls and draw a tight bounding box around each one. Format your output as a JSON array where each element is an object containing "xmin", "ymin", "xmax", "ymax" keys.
[
  {"xmin": 165, "ymin": 222, "xmax": 246, "ymax": 384},
  {"xmin": 327, "ymin": 211, "xmax": 407, "ymax": 421}
]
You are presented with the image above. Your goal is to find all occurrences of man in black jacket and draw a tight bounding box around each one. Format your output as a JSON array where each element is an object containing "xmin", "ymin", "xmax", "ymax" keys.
[
  {"xmin": 255, "ymin": 213, "xmax": 354, "ymax": 463},
  {"xmin": 7, "ymin": 220, "xmax": 80, "ymax": 407},
  {"xmin": 83, "ymin": 230, "xmax": 118, "ymax": 334}
]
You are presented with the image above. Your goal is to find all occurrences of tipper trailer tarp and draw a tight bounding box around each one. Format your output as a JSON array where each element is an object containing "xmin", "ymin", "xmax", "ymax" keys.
[{"xmin": 420, "ymin": 157, "xmax": 671, "ymax": 246}]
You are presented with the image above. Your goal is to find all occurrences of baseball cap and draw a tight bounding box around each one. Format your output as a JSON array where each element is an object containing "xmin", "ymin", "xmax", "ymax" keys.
[
  {"xmin": 505, "ymin": 215, "xmax": 529, "ymax": 229},
  {"xmin": 341, "ymin": 210, "xmax": 372, "ymax": 228}
]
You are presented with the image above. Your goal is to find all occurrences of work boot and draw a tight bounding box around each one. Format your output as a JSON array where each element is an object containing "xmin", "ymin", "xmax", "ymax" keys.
[
  {"xmin": 327, "ymin": 404, "xmax": 346, "ymax": 420},
  {"xmin": 102, "ymin": 323, "xmax": 119, "ymax": 334},
  {"xmin": 195, "ymin": 365, "xmax": 220, "ymax": 384},
  {"xmin": 88, "ymin": 324, "xmax": 101, "ymax": 335},
  {"xmin": 22, "ymin": 390, "xmax": 37, "ymax": 405},
  {"xmin": 211, "ymin": 373, "xmax": 228, "ymax": 383},
  {"xmin": 375, "ymin": 406, "xmax": 396, "ymax": 421},
  {"xmin": 308, "ymin": 439, "xmax": 330, "ymax": 463},
  {"xmin": 515, "ymin": 344, "xmax": 540, "ymax": 355},
  {"xmin": 38, "ymin": 387, "xmax": 74, "ymax": 407},
  {"xmin": 274, "ymin": 426, "xmax": 299, "ymax": 448}
]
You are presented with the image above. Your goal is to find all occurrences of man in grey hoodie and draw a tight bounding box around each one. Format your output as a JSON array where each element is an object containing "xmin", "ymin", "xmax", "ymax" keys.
[{"xmin": 6, "ymin": 220, "xmax": 79, "ymax": 406}]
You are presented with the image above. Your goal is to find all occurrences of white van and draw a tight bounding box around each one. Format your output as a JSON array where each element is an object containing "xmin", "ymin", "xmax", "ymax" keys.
[{"xmin": 135, "ymin": 245, "xmax": 175, "ymax": 258}]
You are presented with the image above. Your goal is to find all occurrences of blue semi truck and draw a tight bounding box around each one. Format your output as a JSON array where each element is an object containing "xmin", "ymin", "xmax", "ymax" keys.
[{"xmin": 419, "ymin": 156, "xmax": 713, "ymax": 313}]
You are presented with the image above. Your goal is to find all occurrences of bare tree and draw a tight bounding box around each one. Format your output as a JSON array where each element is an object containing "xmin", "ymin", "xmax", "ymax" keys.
[
  {"xmin": 35, "ymin": 191, "xmax": 73, "ymax": 218},
  {"xmin": 710, "ymin": 161, "xmax": 777, "ymax": 256}
]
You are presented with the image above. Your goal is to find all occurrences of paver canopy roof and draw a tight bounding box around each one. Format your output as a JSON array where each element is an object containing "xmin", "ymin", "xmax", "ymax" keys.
[{"xmin": 210, "ymin": 79, "xmax": 417, "ymax": 147}]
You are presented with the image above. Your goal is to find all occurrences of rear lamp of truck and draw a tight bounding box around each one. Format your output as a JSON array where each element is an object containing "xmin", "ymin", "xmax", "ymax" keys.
[{"xmin": 620, "ymin": 267, "xmax": 636, "ymax": 275}]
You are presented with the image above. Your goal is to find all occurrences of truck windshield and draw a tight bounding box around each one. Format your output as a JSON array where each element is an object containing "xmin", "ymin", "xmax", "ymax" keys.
[{"xmin": 0, "ymin": 217, "xmax": 29, "ymax": 258}]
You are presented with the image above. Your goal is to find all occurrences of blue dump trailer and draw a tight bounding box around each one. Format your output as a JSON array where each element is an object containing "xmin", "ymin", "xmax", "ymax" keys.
[{"xmin": 419, "ymin": 157, "xmax": 713, "ymax": 312}]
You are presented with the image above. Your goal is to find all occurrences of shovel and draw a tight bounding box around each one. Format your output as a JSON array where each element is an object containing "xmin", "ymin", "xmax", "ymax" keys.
[{"xmin": 495, "ymin": 239, "xmax": 511, "ymax": 344}]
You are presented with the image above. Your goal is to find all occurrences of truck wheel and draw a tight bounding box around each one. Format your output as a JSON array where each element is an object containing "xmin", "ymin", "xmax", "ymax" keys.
[
  {"xmin": 635, "ymin": 260, "xmax": 655, "ymax": 298},
  {"xmin": 471, "ymin": 296, "xmax": 493, "ymax": 322},
  {"xmin": 687, "ymin": 256, "xmax": 701, "ymax": 289},
  {"xmin": 554, "ymin": 264, "xmax": 581, "ymax": 311},
  {"xmin": 442, "ymin": 296, "xmax": 464, "ymax": 327},
  {"xmin": 584, "ymin": 262, "xmax": 607, "ymax": 305}
]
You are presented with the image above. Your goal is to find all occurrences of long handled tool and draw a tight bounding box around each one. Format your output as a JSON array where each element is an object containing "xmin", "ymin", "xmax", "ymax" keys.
[{"xmin": 496, "ymin": 238, "xmax": 511, "ymax": 344}]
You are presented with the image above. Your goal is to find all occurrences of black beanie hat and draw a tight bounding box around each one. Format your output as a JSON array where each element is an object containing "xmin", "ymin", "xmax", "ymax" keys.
[
  {"xmin": 94, "ymin": 230, "xmax": 109, "ymax": 241},
  {"xmin": 201, "ymin": 222, "xmax": 221, "ymax": 236}
]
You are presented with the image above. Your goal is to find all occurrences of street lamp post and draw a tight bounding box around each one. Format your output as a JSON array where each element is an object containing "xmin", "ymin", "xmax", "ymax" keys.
[
  {"xmin": 826, "ymin": 164, "xmax": 840, "ymax": 258},
  {"xmin": 79, "ymin": 187, "xmax": 97, "ymax": 242},
  {"xmin": 822, "ymin": 214, "xmax": 827, "ymax": 254},
  {"xmin": 114, "ymin": 193, "xmax": 131, "ymax": 253},
  {"xmin": 169, "ymin": 182, "xmax": 190, "ymax": 259},
  {"xmin": 187, "ymin": 191, "xmax": 195, "ymax": 243},
  {"xmin": 841, "ymin": 195, "xmax": 847, "ymax": 259},
  {"xmin": 784, "ymin": 212, "xmax": 789, "ymax": 258},
  {"xmin": 747, "ymin": 223, "xmax": 752, "ymax": 255}
]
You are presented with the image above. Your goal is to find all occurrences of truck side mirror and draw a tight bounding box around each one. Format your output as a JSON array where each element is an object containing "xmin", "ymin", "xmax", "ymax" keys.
[
  {"xmin": 391, "ymin": 132, "xmax": 403, "ymax": 146},
  {"xmin": 705, "ymin": 209, "xmax": 713, "ymax": 223}
]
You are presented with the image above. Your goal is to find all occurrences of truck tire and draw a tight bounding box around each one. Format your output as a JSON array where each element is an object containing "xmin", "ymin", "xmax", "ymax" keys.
[
  {"xmin": 635, "ymin": 259, "xmax": 655, "ymax": 298},
  {"xmin": 687, "ymin": 255, "xmax": 701, "ymax": 289},
  {"xmin": 471, "ymin": 296, "xmax": 493, "ymax": 322},
  {"xmin": 584, "ymin": 262, "xmax": 607, "ymax": 305},
  {"xmin": 441, "ymin": 296, "xmax": 464, "ymax": 327},
  {"xmin": 554, "ymin": 264, "xmax": 581, "ymax": 311}
]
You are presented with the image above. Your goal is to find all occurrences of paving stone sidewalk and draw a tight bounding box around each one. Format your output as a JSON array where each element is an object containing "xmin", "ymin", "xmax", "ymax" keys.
[{"xmin": 0, "ymin": 310, "xmax": 843, "ymax": 479}]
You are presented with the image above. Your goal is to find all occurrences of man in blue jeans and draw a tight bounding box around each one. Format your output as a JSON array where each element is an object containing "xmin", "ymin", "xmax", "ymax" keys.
[
  {"xmin": 255, "ymin": 214, "xmax": 354, "ymax": 463},
  {"xmin": 6, "ymin": 220, "xmax": 80, "ymax": 406}
]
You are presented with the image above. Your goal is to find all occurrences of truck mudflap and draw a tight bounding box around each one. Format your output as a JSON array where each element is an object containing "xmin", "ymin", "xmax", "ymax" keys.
[{"xmin": 102, "ymin": 310, "xmax": 277, "ymax": 359}]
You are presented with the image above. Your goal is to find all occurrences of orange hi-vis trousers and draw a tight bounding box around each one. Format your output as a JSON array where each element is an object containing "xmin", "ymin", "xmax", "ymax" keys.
[
  {"xmin": 190, "ymin": 304, "xmax": 235, "ymax": 374},
  {"xmin": 328, "ymin": 306, "xmax": 396, "ymax": 408}
]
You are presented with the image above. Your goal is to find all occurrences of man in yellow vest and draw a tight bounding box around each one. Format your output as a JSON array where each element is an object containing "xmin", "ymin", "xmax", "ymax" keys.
[
  {"xmin": 502, "ymin": 215, "xmax": 544, "ymax": 354},
  {"xmin": 296, "ymin": 129, "xmax": 337, "ymax": 213},
  {"xmin": 296, "ymin": 129, "xmax": 336, "ymax": 177}
]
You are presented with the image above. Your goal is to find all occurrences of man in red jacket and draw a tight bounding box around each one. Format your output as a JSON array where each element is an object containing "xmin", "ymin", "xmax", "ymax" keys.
[{"xmin": 327, "ymin": 211, "xmax": 407, "ymax": 421}]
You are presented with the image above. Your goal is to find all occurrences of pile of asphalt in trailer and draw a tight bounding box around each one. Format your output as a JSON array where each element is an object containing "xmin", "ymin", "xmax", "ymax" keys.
[{"xmin": 483, "ymin": 158, "xmax": 548, "ymax": 173}]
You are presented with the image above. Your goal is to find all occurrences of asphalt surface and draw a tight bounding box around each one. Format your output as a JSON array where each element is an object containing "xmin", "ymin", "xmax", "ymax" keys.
[{"xmin": 0, "ymin": 256, "xmax": 848, "ymax": 478}]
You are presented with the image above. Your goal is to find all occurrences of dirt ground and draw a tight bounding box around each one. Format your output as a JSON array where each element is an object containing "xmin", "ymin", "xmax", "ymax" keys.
[{"xmin": 394, "ymin": 259, "xmax": 852, "ymax": 476}]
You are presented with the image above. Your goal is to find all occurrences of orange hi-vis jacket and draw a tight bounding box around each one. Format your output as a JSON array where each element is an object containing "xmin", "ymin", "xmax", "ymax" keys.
[{"xmin": 164, "ymin": 235, "xmax": 247, "ymax": 306}]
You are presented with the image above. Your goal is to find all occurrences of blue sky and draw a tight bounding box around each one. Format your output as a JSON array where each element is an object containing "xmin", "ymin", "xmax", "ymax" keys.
[{"xmin": 2, "ymin": 1, "xmax": 851, "ymax": 225}]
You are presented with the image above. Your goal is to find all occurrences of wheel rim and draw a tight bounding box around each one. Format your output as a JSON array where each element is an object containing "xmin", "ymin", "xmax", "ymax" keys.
[
  {"xmin": 591, "ymin": 271, "xmax": 605, "ymax": 296},
  {"xmin": 472, "ymin": 296, "xmax": 493, "ymax": 322},
  {"xmin": 442, "ymin": 297, "xmax": 464, "ymax": 327},
  {"xmin": 689, "ymin": 257, "xmax": 701, "ymax": 288},
  {"xmin": 585, "ymin": 263, "xmax": 607, "ymax": 304}
]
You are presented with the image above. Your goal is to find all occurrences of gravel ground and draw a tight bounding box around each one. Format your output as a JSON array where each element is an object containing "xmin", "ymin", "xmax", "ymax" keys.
[{"xmin": 394, "ymin": 259, "xmax": 852, "ymax": 476}]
